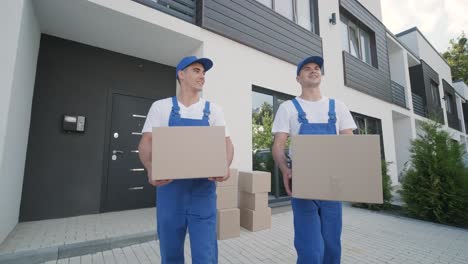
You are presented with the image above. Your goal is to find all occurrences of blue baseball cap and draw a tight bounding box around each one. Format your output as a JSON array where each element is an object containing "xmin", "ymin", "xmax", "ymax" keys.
[
  {"xmin": 297, "ymin": 56, "xmax": 324, "ymax": 76},
  {"xmin": 176, "ymin": 56, "xmax": 213, "ymax": 79}
]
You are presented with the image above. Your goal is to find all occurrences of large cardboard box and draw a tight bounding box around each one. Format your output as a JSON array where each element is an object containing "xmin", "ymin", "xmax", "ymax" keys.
[
  {"xmin": 216, "ymin": 186, "xmax": 237, "ymax": 209},
  {"xmin": 238, "ymin": 171, "xmax": 271, "ymax": 194},
  {"xmin": 217, "ymin": 208, "xmax": 240, "ymax": 240},
  {"xmin": 216, "ymin": 168, "xmax": 239, "ymax": 187},
  {"xmin": 239, "ymin": 192, "xmax": 268, "ymax": 210},
  {"xmin": 240, "ymin": 207, "xmax": 271, "ymax": 232},
  {"xmin": 291, "ymin": 135, "xmax": 383, "ymax": 203},
  {"xmin": 152, "ymin": 126, "xmax": 227, "ymax": 180}
]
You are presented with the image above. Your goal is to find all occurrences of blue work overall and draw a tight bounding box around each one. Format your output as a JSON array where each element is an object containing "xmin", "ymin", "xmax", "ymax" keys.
[
  {"xmin": 156, "ymin": 96, "xmax": 218, "ymax": 264},
  {"xmin": 291, "ymin": 98, "xmax": 342, "ymax": 264}
]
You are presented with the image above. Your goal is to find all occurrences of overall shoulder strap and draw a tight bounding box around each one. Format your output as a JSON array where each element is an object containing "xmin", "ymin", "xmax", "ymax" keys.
[
  {"xmin": 292, "ymin": 98, "xmax": 308, "ymax": 124},
  {"xmin": 202, "ymin": 101, "xmax": 211, "ymax": 120},
  {"xmin": 328, "ymin": 99, "xmax": 336, "ymax": 124}
]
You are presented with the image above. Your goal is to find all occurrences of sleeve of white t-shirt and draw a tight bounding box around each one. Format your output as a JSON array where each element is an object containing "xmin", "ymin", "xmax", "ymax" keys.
[
  {"xmin": 210, "ymin": 103, "xmax": 230, "ymax": 137},
  {"xmin": 141, "ymin": 102, "xmax": 161, "ymax": 133},
  {"xmin": 337, "ymin": 101, "xmax": 357, "ymax": 132},
  {"xmin": 272, "ymin": 102, "xmax": 290, "ymax": 135}
]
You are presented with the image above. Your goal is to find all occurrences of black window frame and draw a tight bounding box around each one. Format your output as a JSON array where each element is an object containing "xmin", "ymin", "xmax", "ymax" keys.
[
  {"xmin": 252, "ymin": 85, "xmax": 294, "ymax": 203},
  {"xmin": 351, "ymin": 112, "xmax": 385, "ymax": 159}
]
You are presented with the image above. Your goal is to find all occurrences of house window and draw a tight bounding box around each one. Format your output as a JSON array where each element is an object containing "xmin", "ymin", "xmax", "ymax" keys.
[
  {"xmin": 352, "ymin": 112, "xmax": 385, "ymax": 159},
  {"xmin": 252, "ymin": 86, "xmax": 294, "ymax": 201},
  {"xmin": 340, "ymin": 13, "xmax": 376, "ymax": 67},
  {"xmin": 445, "ymin": 93, "xmax": 453, "ymax": 113},
  {"xmin": 275, "ymin": 1, "xmax": 294, "ymax": 21},
  {"xmin": 256, "ymin": 0, "xmax": 272, "ymax": 8},
  {"xmin": 431, "ymin": 81, "xmax": 440, "ymax": 106},
  {"xmin": 255, "ymin": 0, "xmax": 317, "ymax": 33}
]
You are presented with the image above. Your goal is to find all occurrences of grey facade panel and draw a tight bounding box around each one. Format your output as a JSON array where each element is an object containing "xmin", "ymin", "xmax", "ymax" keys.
[
  {"xmin": 343, "ymin": 51, "xmax": 392, "ymax": 103},
  {"xmin": 200, "ymin": 0, "xmax": 322, "ymax": 65},
  {"xmin": 132, "ymin": 0, "xmax": 196, "ymax": 23},
  {"xmin": 340, "ymin": 0, "xmax": 391, "ymax": 102}
]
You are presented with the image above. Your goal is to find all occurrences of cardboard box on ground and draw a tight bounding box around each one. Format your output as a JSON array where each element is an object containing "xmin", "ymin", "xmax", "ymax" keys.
[
  {"xmin": 217, "ymin": 168, "xmax": 240, "ymax": 240},
  {"xmin": 238, "ymin": 171, "xmax": 272, "ymax": 232}
]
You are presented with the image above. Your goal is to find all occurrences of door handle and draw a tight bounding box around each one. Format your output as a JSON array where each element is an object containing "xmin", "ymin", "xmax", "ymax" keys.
[{"xmin": 113, "ymin": 150, "xmax": 124, "ymax": 154}]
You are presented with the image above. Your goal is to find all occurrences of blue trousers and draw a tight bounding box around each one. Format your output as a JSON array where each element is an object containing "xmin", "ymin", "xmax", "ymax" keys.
[
  {"xmin": 156, "ymin": 179, "xmax": 217, "ymax": 264},
  {"xmin": 292, "ymin": 199, "xmax": 342, "ymax": 264}
]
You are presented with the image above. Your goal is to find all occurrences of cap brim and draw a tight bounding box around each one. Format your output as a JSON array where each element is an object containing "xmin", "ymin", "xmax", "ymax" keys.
[{"xmin": 193, "ymin": 58, "xmax": 213, "ymax": 72}]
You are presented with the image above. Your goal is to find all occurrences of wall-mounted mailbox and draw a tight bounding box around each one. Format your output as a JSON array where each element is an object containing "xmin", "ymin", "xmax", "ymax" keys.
[{"xmin": 63, "ymin": 115, "xmax": 86, "ymax": 133}]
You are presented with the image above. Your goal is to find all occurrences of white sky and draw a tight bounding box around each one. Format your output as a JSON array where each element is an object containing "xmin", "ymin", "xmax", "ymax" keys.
[{"xmin": 380, "ymin": 0, "xmax": 467, "ymax": 52}]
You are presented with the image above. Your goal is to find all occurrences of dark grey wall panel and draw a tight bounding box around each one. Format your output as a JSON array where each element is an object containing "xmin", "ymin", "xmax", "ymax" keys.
[
  {"xmin": 420, "ymin": 60, "xmax": 444, "ymax": 123},
  {"xmin": 409, "ymin": 62, "xmax": 444, "ymax": 122},
  {"xmin": 343, "ymin": 52, "xmax": 392, "ymax": 102},
  {"xmin": 409, "ymin": 64, "xmax": 425, "ymax": 98},
  {"xmin": 133, "ymin": 0, "xmax": 196, "ymax": 23},
  {"xmin": 20, "ymin": 35, "xmax": 175, "ymax": 221},
  {"xmin": 340, "ymin": 0, "xmax": 391, "ymax": 102},
  {"xmin": 200, "ymin": 0, "xmax": 322, "ymax": 65}
]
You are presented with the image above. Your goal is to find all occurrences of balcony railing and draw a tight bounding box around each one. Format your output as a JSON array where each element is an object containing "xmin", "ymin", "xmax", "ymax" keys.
[
  {"xmin": 412, "ymin": 93, "xmax": 426, "ymax": 117},
  {"xmin": 133, "ymin": 0, "xmax": 196, "ymax": 23},
  {"xmin": 391, "ymin": 81, "xmax": 406, "ymax": 108}
]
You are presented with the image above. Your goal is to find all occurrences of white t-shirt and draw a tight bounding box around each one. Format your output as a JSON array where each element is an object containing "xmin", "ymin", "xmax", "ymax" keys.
[
  {"xmin": 142, "ymin": 97, "xmax": 230, "ymax": 137},
  {"xmin": 272, "ymin": 96, "xmax": 357, "ymax": 136}
]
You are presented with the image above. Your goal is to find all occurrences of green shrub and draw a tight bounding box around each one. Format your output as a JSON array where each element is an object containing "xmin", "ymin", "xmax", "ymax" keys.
[{"xmin": 401, "ymin": 120, "xmax": 468, "ymax": 226}]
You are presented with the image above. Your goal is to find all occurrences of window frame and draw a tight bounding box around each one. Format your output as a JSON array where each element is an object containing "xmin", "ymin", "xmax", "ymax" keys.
[
  {"xmin": 255, "ymin": 0, "xmax": 319, "ymax": 34},
  {"xmin": 430, "ymin": 81, "xmax": 441, "ymax": 106},
  {"xmin": 445, "ymin": 93, "xmax": 453, "ymax": 114},
  {"xmin": 340, "ymin": 12, "xmax": 377, "ymax": 68}
]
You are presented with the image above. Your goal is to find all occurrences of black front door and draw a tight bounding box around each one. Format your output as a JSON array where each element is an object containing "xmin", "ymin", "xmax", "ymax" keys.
[{"xmin": 105, "ymin": 93, "xmax": 156, "ymax": 211}]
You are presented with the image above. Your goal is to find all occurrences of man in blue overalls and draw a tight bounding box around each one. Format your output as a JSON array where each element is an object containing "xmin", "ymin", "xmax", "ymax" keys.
[
  {"xmin": 138, "ymin": 56, "xmax": 234, "ymax": 264},
  {"xmin": 272, "ymin": 56, "xmax": 357, "ymax": 264}
]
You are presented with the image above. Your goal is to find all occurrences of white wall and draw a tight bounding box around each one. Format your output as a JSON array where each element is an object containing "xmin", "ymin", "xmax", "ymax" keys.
[
  {"xmin": 357, "ymin": 0, "xmax": 382, "ymax": 21},
  {"xmin": 392, "ymin": 114, "xmax": 413, "ymax": 182},
  {"xmin": 0, "ymin": 0, "xmax": 40, "ymax": 244},
  {"xmin": 389, "ymin": 48, "xmax": 406, "ymax": 86},
  {"xmin": 201, "ymin": 32, "xmax": 298, "ymax": 171},
  {"xmin": 398, "ymin": 33, "xmax": 420, "ymax": 57},
  {"xmin": 453, "ymin": 81, "xmax": 468, "ymax": 100}
]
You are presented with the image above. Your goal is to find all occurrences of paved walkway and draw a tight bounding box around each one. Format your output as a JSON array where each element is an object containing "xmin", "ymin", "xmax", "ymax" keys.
[
  {"xmin": 0, "ymin": 209, "xmax": 155, "ymax": 254},
  {"xmin": 30, "ymin": 205, "xmax": 468, "ymax": 264}
]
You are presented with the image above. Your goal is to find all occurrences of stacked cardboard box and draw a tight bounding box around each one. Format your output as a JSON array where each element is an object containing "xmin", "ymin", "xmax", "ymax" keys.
[
  {"xmin": 238, "ymin": 171, "xmax": 271, "ymax": 231},
  {"xmin": 216, "ymin": 168, "xmax": 240, "ymax": 240}
]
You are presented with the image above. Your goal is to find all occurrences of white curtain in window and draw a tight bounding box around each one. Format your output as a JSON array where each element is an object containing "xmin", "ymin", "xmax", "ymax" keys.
[
  {"xmin": 275, "ymin": 1, "xmax": 294, "ymax": 21},
  {"xmin": 296, "ymin": 0, "xmax": 312, "ymax": 31},
  {"xmin": 360, "ymin": 30, "xmax": 372, "ymax": 64}
]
